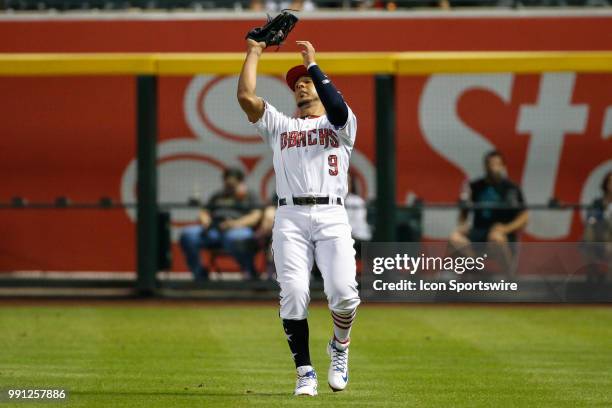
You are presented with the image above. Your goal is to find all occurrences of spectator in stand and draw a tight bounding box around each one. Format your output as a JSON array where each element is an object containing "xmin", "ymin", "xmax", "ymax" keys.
[
  {"xmin": 449, "ymin": 150, "xmax": 528, "ymax": 274},
  {"xmin": 179, "ymin": 168, "xmax": 262, "ymax": 281},
  {"xmin": 583, "ymin": 171, "xmax": 612, "ymax": 281},
  {"xmin": 345, "ymin": 172, "xmax": 372, "ymax": 258}
]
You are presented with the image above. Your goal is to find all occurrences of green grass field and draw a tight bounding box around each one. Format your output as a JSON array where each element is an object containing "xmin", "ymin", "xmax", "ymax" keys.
[{"xmin": 0, "ymin": 303, "xmax": 611, "ymax": 407}]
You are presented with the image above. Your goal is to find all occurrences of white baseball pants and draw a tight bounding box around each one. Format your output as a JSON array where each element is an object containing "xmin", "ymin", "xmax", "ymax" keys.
[{"xmin": 272, "ymin": 203, "xmax": 361, "ymax": 320}]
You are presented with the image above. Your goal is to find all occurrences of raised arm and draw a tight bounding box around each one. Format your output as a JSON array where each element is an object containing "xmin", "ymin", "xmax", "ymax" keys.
[
  {"xmin": 296, "ymin": 40, "xmax": 349, "ymax": 128},
  {"xmin": 237, "ymin": 39, "xmax": 267, "ymax": 123}
]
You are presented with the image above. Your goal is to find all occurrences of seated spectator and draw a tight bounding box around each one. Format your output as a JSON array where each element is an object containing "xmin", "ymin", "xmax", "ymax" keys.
[
  {"xmin": 179, "ymin": 168, "xmax": 262, "ymax": 281},
  {"xmin": 345, "ymin": 172, "xmax": 372, "ymax": 258},
  {"xmin": 583, "ymin": 171, "xmax": 612, "ymax": 281},
  {"xmin": 449, "ymin": 150, "xmax": 528, "ymax": 274}
]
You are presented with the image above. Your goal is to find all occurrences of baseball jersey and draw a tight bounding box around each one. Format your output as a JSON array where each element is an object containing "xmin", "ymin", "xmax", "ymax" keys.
[{"xmin": 252, "ymin": 100, "xmax": 357, "ymax": 200}]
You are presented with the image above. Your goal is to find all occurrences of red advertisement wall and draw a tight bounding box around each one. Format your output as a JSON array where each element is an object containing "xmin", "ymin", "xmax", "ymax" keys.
[{"xmin": 1, "ymin": 15, "xmax": 611, "ymax": 272}]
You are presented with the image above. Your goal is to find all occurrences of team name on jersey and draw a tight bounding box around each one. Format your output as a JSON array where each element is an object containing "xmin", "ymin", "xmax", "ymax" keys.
[{"xmin": 280, "ymin": 128, "xmax": 339, "ymax": 150}]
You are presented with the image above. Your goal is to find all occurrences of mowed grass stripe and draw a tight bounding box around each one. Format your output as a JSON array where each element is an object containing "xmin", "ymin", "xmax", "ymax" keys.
[
  {"xmin": 413, "ymin": 307, "xmax": 612, "ymax": 407},
  {"xmin": 352, "ymin": 307, "xmax": 563, "ymax": 408},
  {"xmin": 0, "ymin": 305, "xmax": 610, "ymax": 407}
]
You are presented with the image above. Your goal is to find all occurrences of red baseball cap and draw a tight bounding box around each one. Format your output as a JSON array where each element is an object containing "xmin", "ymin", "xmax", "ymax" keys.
[{"xmin": 285, "ymin": 65, "xmax": 309, "ymax": 90}]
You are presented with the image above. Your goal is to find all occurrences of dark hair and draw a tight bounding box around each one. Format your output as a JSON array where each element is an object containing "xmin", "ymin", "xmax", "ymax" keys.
[
  {"xmin": 602, "ymin": 171, "xmax": 612, "ymax": 194},
  {"xmin": 223, "ymin": 167, "xmax": 244, "ymax": 182},
  {"xmin": 483, "ymin": 150, "xmax": 504, "ymax": 168}
]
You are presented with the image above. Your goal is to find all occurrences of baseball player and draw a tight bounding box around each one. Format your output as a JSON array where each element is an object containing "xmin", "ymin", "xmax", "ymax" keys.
[{"xmin": 237, "ymin": 39, "xmax": 360, "ymax": 396}]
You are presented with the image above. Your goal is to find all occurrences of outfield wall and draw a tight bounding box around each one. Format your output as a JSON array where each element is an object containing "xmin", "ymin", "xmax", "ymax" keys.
[{"xmin": 1, "ymin": 13, "xmax": 611, "ymax": 272}]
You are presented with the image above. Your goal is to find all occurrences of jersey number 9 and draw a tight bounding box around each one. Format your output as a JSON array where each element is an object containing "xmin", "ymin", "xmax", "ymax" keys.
[{"xmin": 328, "ymin": 155, "xmax": 338, "ymax": 176}]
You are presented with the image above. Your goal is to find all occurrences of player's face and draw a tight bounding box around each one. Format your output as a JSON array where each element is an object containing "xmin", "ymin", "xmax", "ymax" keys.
[{"xmin": 293, "ymin": 76, "xmax": 319, "ymax": 108}]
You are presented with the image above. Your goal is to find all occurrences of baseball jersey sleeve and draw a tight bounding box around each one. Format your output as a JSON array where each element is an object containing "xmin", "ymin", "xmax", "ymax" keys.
[
  {"xmin": 251, "ymin": 100, "xmax": 289, "ymax": 146},
  {"xmin": 333, "ymin": 105, "xmax": 357, "ymax": 147}
]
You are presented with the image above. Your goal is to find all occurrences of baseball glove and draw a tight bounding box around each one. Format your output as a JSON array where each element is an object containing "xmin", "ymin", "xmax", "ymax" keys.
[{"xmin": 245, "ymin": 10, "xmax": 299, "ymax": 49}]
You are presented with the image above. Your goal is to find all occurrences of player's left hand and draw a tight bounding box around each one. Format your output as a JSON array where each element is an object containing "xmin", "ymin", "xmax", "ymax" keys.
[{"xmin": 296, "ymin": 41, "xmax": 316, "ymax": 67}]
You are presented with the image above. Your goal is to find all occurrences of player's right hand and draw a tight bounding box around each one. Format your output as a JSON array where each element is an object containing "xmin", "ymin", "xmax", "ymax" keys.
[
  {"xmin": 246, "ymin": 39, "xmax": 267, "ymax": 53},
  {"xmin": 296, "ymin": 41, "xmax": 316, "ymax": 67}
]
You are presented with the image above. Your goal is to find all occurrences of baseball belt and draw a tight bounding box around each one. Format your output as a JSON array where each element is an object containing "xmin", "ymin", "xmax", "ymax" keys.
[{"xmin": 279, "ymin": 196, "xmax": 343, "ymax": 206}]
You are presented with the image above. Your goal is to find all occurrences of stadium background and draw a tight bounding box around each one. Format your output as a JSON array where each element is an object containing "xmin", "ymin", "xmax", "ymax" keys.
[
  {"xmin": 0, "ymin": 9, "xmax": 610, "ymax": 408},
  {"xmin": 1, "ymin": 13, "xmax": 611, "ymax": 274}
]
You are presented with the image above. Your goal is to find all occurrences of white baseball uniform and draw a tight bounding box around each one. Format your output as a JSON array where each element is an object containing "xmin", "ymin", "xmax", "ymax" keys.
[{"xmin": 252, "ymin": 100, "xmax": 361, "ymax": 320}]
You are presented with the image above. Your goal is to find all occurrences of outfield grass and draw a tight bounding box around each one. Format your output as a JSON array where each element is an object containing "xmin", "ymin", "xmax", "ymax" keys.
[{"xmin": 0, "ymin": 303, "xmax": 611, "ymax": 407}]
